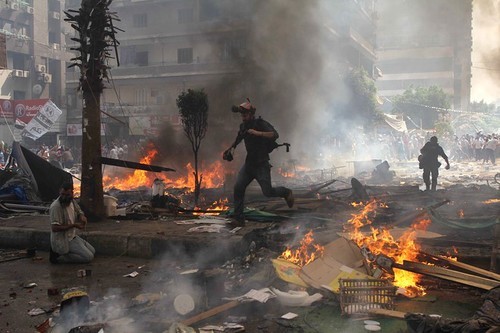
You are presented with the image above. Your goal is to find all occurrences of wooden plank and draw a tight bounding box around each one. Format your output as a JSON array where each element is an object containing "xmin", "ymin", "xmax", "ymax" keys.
[
  {"xmin": 368, "ymin": 308, "xmax": 407, "ymax": 319},
  {"xmin": 397, "ymin": 261, "xmax": 498, "ymax": 289},
  {"xmin": 392, "ymin": 200, "xmax": 450, "ymax": 227},
  {"xmin": 305, "ymin": 179, "xmax": 338, "ymax": 196},
  {"xmin": 429, "ymin": 273, "xmax": 495, "ymax": 290},
  {"xmin": 434, "ymin": 255, "xmax": 500, "ymax": 282},
  {"xmin": 180, "ymin": 300, "xmax": 240, "ymax": 326}
]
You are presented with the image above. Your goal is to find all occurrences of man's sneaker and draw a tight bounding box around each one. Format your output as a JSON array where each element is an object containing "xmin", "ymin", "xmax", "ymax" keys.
[{"xmin": 285, "ymin": 190, "xmax": 294, "ymax": 208}]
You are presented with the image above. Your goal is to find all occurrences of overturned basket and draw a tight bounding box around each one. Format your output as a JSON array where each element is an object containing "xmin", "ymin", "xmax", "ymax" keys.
[{"xmin": 339, "ymin": 278, "xmax": 397, "ymax": 315}]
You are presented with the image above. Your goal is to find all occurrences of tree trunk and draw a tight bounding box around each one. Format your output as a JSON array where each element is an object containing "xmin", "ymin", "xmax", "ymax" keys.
[
  {"xmin": 80, "ymin": 90, "xmax": 105, "ymax": 220},
  {"xmin": 193, "ymin": 153, "xmax": 200, "ymax": 208}
]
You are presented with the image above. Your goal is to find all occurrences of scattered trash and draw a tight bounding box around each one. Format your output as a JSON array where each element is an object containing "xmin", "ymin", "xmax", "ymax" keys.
[
  {"xmin": 180, "ymin": 269, "xmax": 199, "ymax": 275},
  {"xmin": 224, "ymin": 288, "xmax": 275, "ymax": 303},
  {"xmin": 271, "ymin": 288, "xmax": 323, "ymax": 307},
  {"xmin": 123, "ymin": 271, "xmax": 139, "ymax": 278},
  {"xmin": 77, "ymin": 269, "xmax": 91, "ymax": 277},
  {"xmin": 28, "ymin": 308, "xmax": 46, "ymax": 316},
  {"xmin": 187, "ymin": 224, "xmax": 226, "ymax": 233},
  {"xmin": 364, "ymin": 323, "xmax": 381, "ymax": 331},
  {"xmin": 281, "ymin": 312, "xmax": 299, "ymax": 320},
  {"xmin": 173, "ymin": 294, "xmax": 195, "ymax": 315},
  {"xmin": 24, "ymin": 282, "xmax": 37, "ymax": 288},
  {"xmin": 35, "ymin": 318, "xmax": 53, "ymax": 333}
]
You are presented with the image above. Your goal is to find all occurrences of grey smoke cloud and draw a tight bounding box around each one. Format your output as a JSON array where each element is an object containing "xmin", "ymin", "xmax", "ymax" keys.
[{"xmin": 472, "ymin": 0, "xmax": 500, "ymax": 103}]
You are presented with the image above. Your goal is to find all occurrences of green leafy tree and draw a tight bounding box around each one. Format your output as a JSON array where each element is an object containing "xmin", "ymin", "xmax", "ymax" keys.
[
  {"xmin": 469, "ymin": 100, "xmax": 497, "ymax": 114},
  {"xmin": 337, "ymin": 67, "xmax": 382, "ymax": 131},
  {"xmin": 392, "ymin": 85, "xmax": 451, "ymax": 130},
  {"xmin": 176, "ymin": 89, "xmax": 209, "ymax": 207}
]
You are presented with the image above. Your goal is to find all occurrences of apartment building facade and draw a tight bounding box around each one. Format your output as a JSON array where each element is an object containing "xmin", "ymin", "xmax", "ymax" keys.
[
  {"xmin": 0, "ymin": 0, "xmax": 71, "ymax": 145},
  {"xmin": 64, "ymin": 0, "xmax": 378, "ymax": 144},
  {"xmin": 375, "ymin": 0, "xmax": 472, "ymax": 110}
]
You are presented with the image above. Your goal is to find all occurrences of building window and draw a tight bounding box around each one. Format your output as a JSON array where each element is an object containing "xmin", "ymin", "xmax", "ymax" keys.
[
  {"xmin": 135, "ymin": 51, "xmax": 148, "ymax": 66},
  {"xmin": 199, "ymin": 0, "xmax": 220, "ymax": 21},
  {"xmin": 13, "ymin": 90, "xmax": 26, "ymax": 100},
  {"xmin": 133, "ymin": 14, "xmax": 147, "ymax": 28},
  {"xmin": 177, "ymin": 48, "xmax": 193, "ymax": 64},
  {"xmin": 222, "ymin": 38, "xmax": 246, "ymax": 62},
  {"xmin": 178, "ymin": 8, "xmax": 194, "ymax": 24},
  {"xmin": 136, "ymin": 88, "xmax": 147, "ymax": 106},
  {"xmin": 120, "ymin": 46, "xmax": 136, "ymax": 66}
]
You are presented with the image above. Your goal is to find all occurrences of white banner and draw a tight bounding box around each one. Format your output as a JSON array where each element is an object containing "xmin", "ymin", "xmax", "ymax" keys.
[{"xmin": 21, "ymin": 100, "xmax": 62, "ymax": 140}]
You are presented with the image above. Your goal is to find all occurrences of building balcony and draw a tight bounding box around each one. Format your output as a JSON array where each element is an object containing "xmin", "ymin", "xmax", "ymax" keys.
[{"xmin": 65, "ymin": 61, "xmax": 244, "ymax": 83}]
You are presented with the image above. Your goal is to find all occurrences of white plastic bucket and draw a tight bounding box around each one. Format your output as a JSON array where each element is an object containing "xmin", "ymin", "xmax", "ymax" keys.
[
  {"xmin": 152, "ymin": 179, "xmax": 165, "ymax": 196},
  {"xmin": 103, "ymin": 195, "xmax": 118, "ymax": 217}
]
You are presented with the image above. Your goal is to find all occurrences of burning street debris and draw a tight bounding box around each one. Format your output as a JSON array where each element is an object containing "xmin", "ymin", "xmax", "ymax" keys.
[{"xmin": 0, "ymin": 134, "xmax": 499, "ymax": 332}]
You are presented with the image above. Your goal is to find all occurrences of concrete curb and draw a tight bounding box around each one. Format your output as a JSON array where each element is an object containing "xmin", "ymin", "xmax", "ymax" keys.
[{"xmin": 0, "ymin": 227, "xmax": 243, "ymax": 259}]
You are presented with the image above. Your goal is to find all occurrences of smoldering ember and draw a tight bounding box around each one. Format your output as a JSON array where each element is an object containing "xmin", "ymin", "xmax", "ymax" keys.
[{"xmin": 0, "ymin": 0, "xmax": 500, "ymax": 333}]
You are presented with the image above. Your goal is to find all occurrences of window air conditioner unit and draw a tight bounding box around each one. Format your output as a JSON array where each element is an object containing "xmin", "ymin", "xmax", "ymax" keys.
[
  {"xmin": 35, "ymin": 64, "xmax": 46, "ymax": 73},
  {"xmin": 52, "ymin": 11, "xmax": 60, "ymax": 20},
  {"xmin": 42, "ymin": 73, "xmax": 52, "ymax": 83},
  {"xmin": 13, "ymin": 69, "xmax": 24, "ymax": 77},
  {"xmin": 26, "ymin": 6, "xmax": 33, "ymax": 14},
  {"xmin": 52, "ymin": 43, "xmax": 60, "ymax": 50}
]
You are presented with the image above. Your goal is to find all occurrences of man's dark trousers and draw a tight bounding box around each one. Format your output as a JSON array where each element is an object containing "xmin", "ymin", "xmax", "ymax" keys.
[{"xmin": 233, "ymin": 161, "xmax": 289, "ymax": 221}]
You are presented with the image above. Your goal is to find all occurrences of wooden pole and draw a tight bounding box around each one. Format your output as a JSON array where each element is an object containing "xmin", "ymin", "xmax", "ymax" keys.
[{"xmin": 77, "ymin": 0, "xmax": 110, "ymax": 220}]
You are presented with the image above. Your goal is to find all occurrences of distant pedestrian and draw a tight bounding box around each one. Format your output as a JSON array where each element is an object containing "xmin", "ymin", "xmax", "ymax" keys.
[
  {"xmin": 419, "ymin": 136, "xmax": 450, "ymax": 191},
  {"xmin": 49, "ymin": 182, "xmax": 95, "ymax": 264},
  {"xmin": 483, "ymin": 136, "xmax": 498, "ymax": 165},
  {"xmin": 61, "ymin": 147, "xmax": 74, "ymax": 169}
]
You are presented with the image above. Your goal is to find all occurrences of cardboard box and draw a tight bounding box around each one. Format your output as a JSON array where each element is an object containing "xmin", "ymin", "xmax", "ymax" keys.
[
  {"xmin": 299, "ymin": 237, "xmax": 371, "ymax": 292},
  {"xmin": 271, "ymin": 258, "xmax": 308, "ymax": 287}
]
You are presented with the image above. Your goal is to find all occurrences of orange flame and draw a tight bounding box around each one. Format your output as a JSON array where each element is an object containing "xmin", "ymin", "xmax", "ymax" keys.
[
  {"xmin": 346, "ymin": 198, "xmax": 428, "ymax": 295},
  {"xmin": 278, "ymin": 165, "xmax": 309, "ymax": 178},
  {"xmin": 279, "ymin": 230, "xmax": 325, "ymax": 267},
  {"xmin": 102, "ymin": 147, "xmax": 225, "ymax": 192},
  {"xmin": 483, "ymin": 198, "xmax": 500, "ymax": 204},
  {"xmin": 193, "ymin": 198, "xmax": 229, "ymax": 216}
]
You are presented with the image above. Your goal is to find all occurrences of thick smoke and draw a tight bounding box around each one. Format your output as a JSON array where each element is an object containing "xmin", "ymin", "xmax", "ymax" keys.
[
  {"xmin": 244, "ymin": 0, "xmax": 347, "ymax": 168},
  {"xmin": 472, "ymin": 0, "xmax": 500, "ymax": 103}
]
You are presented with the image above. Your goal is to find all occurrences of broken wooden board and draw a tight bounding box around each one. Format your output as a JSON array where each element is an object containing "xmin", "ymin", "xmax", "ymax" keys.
[
  {"xmin": 391, "ymin": 199, "xmax": 450, "ymax": 227},
  {"xmin": 180, "ymin": 300, "xmax": 240, "ymax": 326},
  {"xmin": 431, "ymin": 254, "xmax": 500, "ymax": 282},
  {"xmin": 368, "ymin": 308, "xmax": 407, "ymax": 319},
  {"xmin": 395, "ymin": 260, "xmax": 498, "ymax": 290}
]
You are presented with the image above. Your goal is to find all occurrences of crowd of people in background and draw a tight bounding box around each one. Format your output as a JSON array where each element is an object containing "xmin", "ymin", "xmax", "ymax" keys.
[
  {"xmin": 34, "ymin": 144, "xmax": 77, "ymax": 169},
  {"xmin": 450, "ymin": 133, "xmax": 499, "ymax": 165},
  {"xmin": 28, "ymin": 140, "xmax": 131, "ymax": 171},
  {"xmin": 0, "ymin": 131, "xmax": 498, "ymax": 172},
  {"xmin": 340, "ymin": 131, "xmax": 498, "ymax": 166}
]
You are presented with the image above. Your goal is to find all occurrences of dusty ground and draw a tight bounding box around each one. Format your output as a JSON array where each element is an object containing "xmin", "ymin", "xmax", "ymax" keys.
[{"xmin": 0, "ymin": 250, "xmax": 489, "ymax": 333}]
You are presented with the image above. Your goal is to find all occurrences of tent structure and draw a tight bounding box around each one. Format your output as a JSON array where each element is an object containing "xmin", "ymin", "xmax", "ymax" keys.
[{"xmin": 2, "ymin": 141, "xmax": 72, "ymax": 202}]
